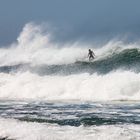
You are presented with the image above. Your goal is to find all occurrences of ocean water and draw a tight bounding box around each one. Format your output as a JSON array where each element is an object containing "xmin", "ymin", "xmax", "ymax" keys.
[{"xmin": 0, "ymin": 23, "xmax": 140, "ymax": 140}]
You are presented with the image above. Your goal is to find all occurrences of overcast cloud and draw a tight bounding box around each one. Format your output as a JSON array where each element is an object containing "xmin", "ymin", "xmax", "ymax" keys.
[{"xmin": 0, "ymin": 0, "xmax": 140, "ymax": 45}]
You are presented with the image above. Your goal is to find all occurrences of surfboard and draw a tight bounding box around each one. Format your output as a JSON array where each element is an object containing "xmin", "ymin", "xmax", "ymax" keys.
[{"xmin": 75, "ymin": 60, "xmax": 95, "ymax": 64}]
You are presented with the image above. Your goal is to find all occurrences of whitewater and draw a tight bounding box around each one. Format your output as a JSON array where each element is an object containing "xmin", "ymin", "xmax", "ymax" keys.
[{"xmin": 0, "ymin": 23, "xmax": 140, "ymax": 140}]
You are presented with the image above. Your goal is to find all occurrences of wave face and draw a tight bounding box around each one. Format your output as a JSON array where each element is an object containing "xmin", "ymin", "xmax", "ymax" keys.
[
  {"xmin": 0, "ymin": 23, "xmax": 140, "ymax": 101},
  {"xmin": 0, "ymin": 48, "xmax": 140, "ymax": 75}
]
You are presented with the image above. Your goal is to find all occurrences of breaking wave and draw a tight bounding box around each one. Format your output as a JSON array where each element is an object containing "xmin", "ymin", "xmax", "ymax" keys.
[
  {"xmin": 0, "ymin": 48, "xmax": 140, "ymax": 75},
  {"xmin": 0, "ymin": 23, "xmax": 140, "ymax": 101}
]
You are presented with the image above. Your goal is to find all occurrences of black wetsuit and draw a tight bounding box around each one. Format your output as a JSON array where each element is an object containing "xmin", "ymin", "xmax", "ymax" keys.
[{"xmin": 88, "ymin": 50, "xmax": 94, "ymax": 60}]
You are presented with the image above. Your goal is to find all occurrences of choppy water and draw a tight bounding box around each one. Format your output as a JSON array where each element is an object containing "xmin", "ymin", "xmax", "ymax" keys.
[
  {"xmin": 1, "ymin": 101, "xmax": 140, "ymax": 126},
  {"xmin": 0, "ymin": 101, "xmax": 140, "ymax": 140}
]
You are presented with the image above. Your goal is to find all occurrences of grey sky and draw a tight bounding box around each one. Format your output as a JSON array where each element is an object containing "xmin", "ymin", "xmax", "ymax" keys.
[{"xmin": 0, "ymin": 0, "xmax": 140, "ymax": 45}]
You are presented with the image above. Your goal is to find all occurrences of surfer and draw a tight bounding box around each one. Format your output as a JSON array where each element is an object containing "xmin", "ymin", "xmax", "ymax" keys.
[{"xmin": 88, "ymin": 49, "xmax": 95, "ymax": 61}]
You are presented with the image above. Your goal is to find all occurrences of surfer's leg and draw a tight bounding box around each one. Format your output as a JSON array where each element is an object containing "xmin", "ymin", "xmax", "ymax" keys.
[
  {"xmin": 89, "ymin": 56, "xmax": 94, "ymax": 61},
  {"xmin": 89, "ymin": 56, "xmax": 91, "ymax": 61},
  {"xmin": 89, "ymin": 56, "xmax": 92, "ymax": 61}
]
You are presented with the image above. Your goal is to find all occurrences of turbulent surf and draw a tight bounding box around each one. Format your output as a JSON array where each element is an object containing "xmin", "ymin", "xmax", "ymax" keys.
[{"xmin": 0, "ymin": 23, "xmax": 140, "ymax": 140}]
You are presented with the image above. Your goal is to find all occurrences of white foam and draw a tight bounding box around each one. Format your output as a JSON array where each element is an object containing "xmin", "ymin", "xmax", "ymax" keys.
[
  {"xmin": 0, "ymin": 118, "xmax": 140, "ymax": 140},
  {"xmin": 0, "ymin": 23, "xmax": 89, "ymax": 66},
  {"xmin": 0, "ymin": 70, "xmax": 140, "ymax": 101},
  {"xmin": 0, "ymin": 23, "xmax": 139, "ymax": 66}
]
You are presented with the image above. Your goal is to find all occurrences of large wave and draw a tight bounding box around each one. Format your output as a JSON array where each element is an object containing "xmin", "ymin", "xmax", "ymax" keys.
[
  {"xmin": 0, "ymin": 48, "xmax": 140, "ymax": 75},
  {"xmin": 0, "ymin": 23, "xmax": 140, "ymax": 101},
  {"xmin": 0, "ymin": 22, "xmax": 139, "ymax": 67}
]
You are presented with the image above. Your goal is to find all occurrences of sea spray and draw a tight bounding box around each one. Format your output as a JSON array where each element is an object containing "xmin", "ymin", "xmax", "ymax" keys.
[{"xmin": 0, "ymin": 23, "xmax": 139, "ymax": 66}]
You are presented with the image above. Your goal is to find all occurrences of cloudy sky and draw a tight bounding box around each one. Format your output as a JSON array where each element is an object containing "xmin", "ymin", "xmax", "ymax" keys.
[{"xmin": 0, "ymin": 0, "xmax": 140, "ymax": 45}]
